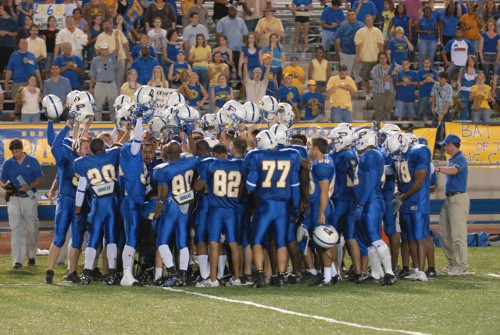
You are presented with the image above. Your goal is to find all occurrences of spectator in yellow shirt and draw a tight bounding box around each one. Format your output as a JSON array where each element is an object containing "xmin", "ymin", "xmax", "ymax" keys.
[
  {"xmin": 283, "ymin": 55, "xmax": 305, "ymax": 94},
  {"xmin": 460, "ymin": 3, "xmax": 483, "ymax": 51},
  {"xmin": 469, "ymin": 72, "xmax": 492, "ymax": 123},
  {"xmin": 255, "ymin": 4, "xmax": 285, "ymax": 48},
  {"xmin": 326, "ymin": 64, "xmax": 357, "ymax": 122}
]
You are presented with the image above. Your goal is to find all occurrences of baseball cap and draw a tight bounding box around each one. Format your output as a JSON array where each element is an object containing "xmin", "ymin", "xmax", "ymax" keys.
[
  {"xmin": 284, "ymin": 71, "xmax": 294, "ymax": 77},
  {"xmin": 99, "ymin": 42, "xmax": 109, "ymax": 49},
  {"xmin": 290, "ymin": 55, "xmax": 298, "ymax": 61},
  {"xmin": 307, "ymin": 80, "xmax": 316, "ymax": 86},
  {"xmin": 177, "ymin": 49, "xmax": 186, "ymax": 55},
  {"xmin": 439, "ymin": 134, "xmax": 461, "ymax": 146},
  {"xmin": 418, "ymin": 137, "xmax": 428, "ymax": 145},
  {"xmin": 262, "ymin": 53, "xmax": 271, "ymax": 60}
]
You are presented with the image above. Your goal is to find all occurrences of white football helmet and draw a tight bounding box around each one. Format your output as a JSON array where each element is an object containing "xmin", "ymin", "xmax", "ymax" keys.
[
  {"xmin": 379, "ymin": 123, "xmax": 401, "ymax": 144},
  {"xmin": 296, "ymin": 224, "xmax": 309, "ymax": 243},
  {"xmin": 148, "ymin": 116, "xmax": 169, "ymax": 140},
  {"xmin": 204, "ymin": 137, "xmax": 220, "ymax": 149},
  {"xmin": 330, "ymin": 127, "xmax": 355, "ymax": 152},
  {"xmin": 216, "ymin": 109, "xmax": 232, "ymax": 130},
  {"xmin": 69, "ymin": 101, "xmax": 94, "ymax": 122},
  {"xmin": 153, "ymin": 106, "xmax": 176, "ymax": 119},
  {"xmin": 270, "ymin": 124, "xmax": 289, "ymax": 146},
  {"xmin": 243, "ymin": 101, "xmax": 261, "ymax": 123},
  {"xmin": 42, "ymin": 94, "xmax": 64, "ymax": 119},
  {"xmin": 134, "ymin": 85, "xmax": 156, "ymax": 110},
  {"xmin": 278, "ymin": 102, "xmax": 294, "ymax": 128},
  {"xmin": 73, "ymin": 91, "xmax": 95, "ymax": 107},
  {"xmin": 222, "ymin": 100, "xmax": 246, "ymax": 125},
  {"xmin": 66, "ymin": 90, "xmax": 80, "ymax": 108},
  {"xmin": 115, "ymin": 104, "xmax": 133, "ymax": 131},
  {"xmin": 166, "ymin": 92, "xmax": 186, "ymax": 107},
  {"xmin": 255, "ymin": 130, "xmax": 277, "ymax": 150},
  {"xmin": 386, "ymin": 132, "xmax": 410, "ymax": 157},
  {"xmin": 113, "ymin": 95, "xmax": 132, "ymax": 111},
  {"xmin": 164, "ymin": 113, "xmax": 182, "ymax": 137},
  {"xmin": 404, "ymin": 132, "xmax": 418, "ymax": 146},
  {"xmin": 259, "ymin": 95, "xmax": 278, "ymax": 121},
  {"xmin": 312, "ymin": 225, "xmax": 339, "ymax": 249},
  {"xmin": 175, "ymin": 104, "xmax": 200, "ymax": 125},
  {"xmin": 356, "ymin": 129, "xmax": 377, "ymax": 151},
  {"xmin": 201, "ymin": 113, "xmax": 219, "ymax": 130}
]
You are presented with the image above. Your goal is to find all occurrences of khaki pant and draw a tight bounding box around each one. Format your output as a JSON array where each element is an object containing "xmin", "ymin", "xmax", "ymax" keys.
[
  {"xmin": 7, "ymin": 196, "xmax": 39, "ymax": 265},
  {"xmin": 438, "ymin": 193, "xmax": 470, "ymax": 269},
  {"xmin": 339, "ymin": 52, "xmax": 361, "ymax": 83},
  {"xmin": 373, "ymin": 91, "xmax": 396, "ymax": 121},
  {"xmin": 94, "ymin": 82, "xmax": 118, "ymax": 121}
]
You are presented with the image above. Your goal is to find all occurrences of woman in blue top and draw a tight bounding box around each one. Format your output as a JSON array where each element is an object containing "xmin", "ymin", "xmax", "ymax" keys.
[
  {"xmin": 88, "ymin": 15, "xmax": 102, "ymax": 63},
  {"xmin": 168, "ymin": 50, "xmax": 192, "ymax": 88},
  {"xmin": 184, "ymin": 72, "xmax": 208, "ymax": 109},
  {"xmin": 239, "ymin": 32, "xmax": 262, "ymax": 79},
  {"xmin": 456, "ymin": 55, "xmax": 479, "ymax": 120},
  {"xmin": 479, "ymin": 19, "xmax": 500, "ymax": 85},
  {"xmin": 388, "ymin": 3, "xmax": 412, "ymax": 39},
  {"xmin": 292, "ymin": 0, "xmax": 313, "ymax": 52},
  {"xmin": 264, "ymin": 33, "xmax": 286, "ymax": 88},
  {"xmin": 211, "ymin": 74, "xmax": 234, "ymax": 111},
  {"xmin": 163, "ymin": 29, "xmax": 181, "ymax": 78},
  {"xmin": 440, "ymin": 2, "xmax": 462, "ymax": 46},
  {"xmin": 416, "ymin": 7, "xmax": 439, "ymax": 70},
  {"xmin": 213, "ymin": 35, "xmax": 233, "ymax": 71}
]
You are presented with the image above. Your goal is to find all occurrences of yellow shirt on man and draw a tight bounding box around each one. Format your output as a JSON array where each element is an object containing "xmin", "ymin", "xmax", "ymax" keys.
[{"xmin": 326, "ymin": 75, "xmax": 357, "ymax": 111}]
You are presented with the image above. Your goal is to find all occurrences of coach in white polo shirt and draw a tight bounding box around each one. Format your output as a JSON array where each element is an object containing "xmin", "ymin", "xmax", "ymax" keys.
[
  {"xmin": 441, "ymin": 26, "xmax": 475, "ymax": 82},
  {"xmin": 89, "ymin": 41, "xmax": 119, "ymax": 121},
  {"xmin": 54, "ymin": 16, "xmax": 87, "ymax": 60}
]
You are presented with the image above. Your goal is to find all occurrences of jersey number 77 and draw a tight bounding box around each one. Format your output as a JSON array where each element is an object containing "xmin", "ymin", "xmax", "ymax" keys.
[{"xmin": 262, "ymin": 160, "xmax": 291, "ymax": 188}]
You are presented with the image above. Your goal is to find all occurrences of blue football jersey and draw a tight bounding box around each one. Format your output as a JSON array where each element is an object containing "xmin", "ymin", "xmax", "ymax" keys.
[
  {"xmin": 309, "ymin": 155, "xmax": 335, "ymax": 203},
  {"xmin": 354, "ymin": 149, "xmax": 384, "ymax": 205},
  {"xmin": 153, "ymin": 153, "xmax": 198, "ymax": 198},
  {"xmin": 332, "ymin": 149, "xmax": 358, "ymax": 200},
  {"xmin": 52, "ymin": 126, "xmax": 79, "ymax": 198},
  {"xmin": 395, "ymin": 144, "xmax": 431, "ymax": 213},
  {"xmin": 201, "ymin": 158, "xmax": 245, "ymax": 208},
  {"xmin": 119, "ymin": 142, "xmax": 148, "ymax": 204},
  {"xmin": 73, "ymin": 147, "xmax": 120, "ymax": 198},
  {"xmin": 246, "ymin": 148, "xmax": 301, "ymax": 201},
  {"xmin": 288, "ymin": 144, "xmax": 308, "ymax": 160}
]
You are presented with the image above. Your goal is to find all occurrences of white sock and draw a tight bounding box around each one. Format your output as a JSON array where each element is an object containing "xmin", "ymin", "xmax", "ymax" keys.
[
  {"xmin": 84, "ymin": 247, "xmax": 96, "ymax": 270},
  {"xmin": 368, "ymin": 246, "xmax": 383, "ymax": 279},
  {"xmin": 158, "ymin": 245, "xmax": 175, "ymax": 268},
  {"xmin": 308, "ymin": 269, "xmax": 317, "ymax": 275},
  {"xmin": 155, "ymin": 267, "xmax": 163, "ymax": 280},
  {"xmin": 106, "ymin": 243, "xmax": 117, "ymax": 269},
  {"xmin": 198, "ymin": 254, "xmax": 209, "ymax": 279},
  {"xmin": 122, "ymin": 245, "xmax": 135, "ymax": 270},
  {"xmin": 331, "ymin": 262, "xmax": 338, "ymax": 277},
  {"xmin": 373, "ymin": 239, "xmax": 394, "ymax": 275},
  {"xmin": 179, "ymin": 247, "xmax": 189, "ymax": 271},
  {"xmin": 323, "ymin": 267, "xmax": 332, "ymax": 283},
  {"xmin": 123, "ymin": 267, "xmax": 133, "ymax": 278},
  {"xmin": 92, "ymin": 246, "xmax": 100, "ymax": 269},
  {"xmin": 337, "ymin": 244, "xmax": 343, "ymax": 270},
  {"xmin": 218, "ymin": 255, "xmax": 226, "ymax": 279}
]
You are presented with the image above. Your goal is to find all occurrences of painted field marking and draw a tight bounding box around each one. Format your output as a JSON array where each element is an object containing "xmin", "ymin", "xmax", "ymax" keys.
[
  {"xmin": 163, "ymin": 287, "xmax": 431, "ymax": 335},
  {"xmin": 487, "ymin": 273, "xmax": 500, "ymax": 278}
]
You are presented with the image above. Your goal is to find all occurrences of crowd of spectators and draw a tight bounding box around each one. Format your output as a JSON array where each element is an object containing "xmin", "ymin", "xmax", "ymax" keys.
[{"xmin": 0, "ymin": 0, "xmax": 498, "ymax": 124}]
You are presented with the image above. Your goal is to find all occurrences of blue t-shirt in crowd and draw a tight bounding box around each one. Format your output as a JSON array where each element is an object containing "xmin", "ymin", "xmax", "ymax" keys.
[
  {"xmin": 165, "ymin": 43, "xmax": 181, "ymax": 65},
  {"xmin": 0, "ymin": 154, "xmax": 43, "ymax": 194},
  {"xmin": 242, "ymin": 47, "xmax": 261, "ymax": 72},
  {"xmin": 392, "ymin": 15, "xmax": 411, "ymax": 37},
  {"xmin": 301, "ymin": 92, "xmax": 325, "ymax": 120},
  {"xmin": 0, "ymin": 17, "xmax": 17, "ymax": 48},
  {"xmin": 277, "ymin": 85, "xmax": 301, "ymax": 104},
  {"xmin": 131, "ymin": 44, "xmax": 156, "ymax": 60},
  {"xmin": 417, "ymin": 69, "xmax": 438, "ymax": 98},
  {"xmin": 440, "ymin": 12, "xmax": 460, "ymax": 37},
  {"xmin": 54, "ymin": 54, "xmax": 85, "ymax": 90},
  {"xmin": 387, "ymin": 38, "xmax": 408, "ymax": 65},
  {"xmin": 418, "ymin": 16, "xmax": 438, "ymax": 40},
  {"xmin": 6, "ymin": 51, "xmax": 39, "ymax": 83},
  {"xmin": 320, "ymin": 7, "xmax": 345, "ymax": 32},
  {"xmin": 395, "ymin": 69, "xmax": 418, "ymax": 102},
  {"xmin": 336, "ymin": 21, "xmax": 365, "ymax": 55},
  {"xmin": 352, "ymin": 1, "xmax": 378, "ymax": 23},
  {"xmin": 131, "ymin": 56, "xmax": 160, "ymax": 85}
]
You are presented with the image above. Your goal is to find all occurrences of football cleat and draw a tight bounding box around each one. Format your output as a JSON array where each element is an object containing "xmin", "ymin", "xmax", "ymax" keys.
[
  {"xmin": 45, "ymin": 270, "xmax": 54, "ymax": 284},
  {"xmin": 80, "ymin": 269, "xmax": 93, "ymax": 285},
  {"xmin": 227, "ymin": 278, "xmax": 242, "ymax": 287},
  {"xmin": 120, "ymin": 271, "xmax": 140, "ymax": 287},
  {"xmin": 107, "ymin": 270, "xmax": 121, "ymax": 285},
  {"xmin": 425, "ymin": 268, "xmax": 437, "ymax": 278},
  {"xmin": 241, "ymin": 275, "xmax": 254, "ymax": 286},
  {"xmin": 414, "ymin": 271, "xmax": 428, "ymax": 282},
  {"xmin": 253, "ymin": 271, "xmax": 266, "ymax": 288},
  {"xmin": 196, "ymin": 279, "xmax": 220, "ymax": 288},
  {"xmin": 360, "ymin": 275, "xmax": 381, "ymax": 284},
  {"xmin": 382, "ymin": 273, "xmax": 397, "ymax": 286},
  {"xmin": 64, "ymin": 271, "xmax": 81, "ymax": 283},
  {"xmin": 42, "ymin": 95, "xmax": 64, "ymax": 119},
  {"xmin": 310, "ymin": 276, "xmax": 333, "ymax": 287}
]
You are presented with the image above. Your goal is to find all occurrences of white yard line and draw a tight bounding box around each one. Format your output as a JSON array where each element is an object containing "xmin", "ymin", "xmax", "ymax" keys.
[
  {"xmin": 486, "ymin": 273, "xmax": 500, "ymax": 278},
  {"xmin": 163, "ymin": 287, "xmax": 431, "ymax": 335}
]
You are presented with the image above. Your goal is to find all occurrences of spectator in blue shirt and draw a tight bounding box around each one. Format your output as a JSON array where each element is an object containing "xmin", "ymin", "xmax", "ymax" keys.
[
  {"xmin": 320, "ymin": 0, "xmax": 345, "ymax": 56},
  {"xmin": 393, "ymin": 58, "xmax": 418, "ymax": 121},
  {"xmin": 417, "ymin": 57, "xmax": 438, "ymax": 121},
  {"xmin": 5, "ymin": 38, "xmax": 43, "ymax": 99},
  {"xmin": 388, "ymin": 3, "xmax": 412, "ymax": 38},
  {"xmin": 416, "ymin": 6, "xmax": 439, "ymax": 70},
  {"xmin": 335, "ymin": 9, "xmax": 364, "ymax": 84},
  {"xmin": 43, "ymin": 64, "xmax": 72, "ymax": 106},
  {"xmin": 0, "ymin": 5, "xmax": 18, "ymax": 74},
  {"xmin": 131, "ymin": 34, "xmax": 156, "ymax": 60},
  {"xmin": 53, "ymin": 43, "xmax": 86, "ymax": 90},
  {"xmin": 0, "ymin": 139, "xmax": 44, "ymax": 270},
  {"xmin": 131, "ymin": 46, "xmax": 160, "ymax": 85},
  {"xmin": 301, "ymin": 80, "xmax": 325, "ymax": 121},
  {"xmin": 440, "ymin": 2, "xmax": 463, "ymax": 48},
  {"xmin": 277, "ymin": 72, "xmax": 301, "ymax": 111},
  {"xmin": 352, "ymin": 0, "xmax": 378, "ymax": 24},
  {"xmin": 386, "ymin": 26, "xmax": 413, "ymax": 65}
]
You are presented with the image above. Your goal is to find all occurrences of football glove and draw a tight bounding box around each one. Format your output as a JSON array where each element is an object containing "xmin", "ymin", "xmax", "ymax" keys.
[
  {"xmin": 75, "ymin": 213, "xmax": 85, "ymax": 228},
  {"xmin": 183, "ymin": 123, "xmax": 194, "ymax": 136},
  {"xmin": 355, "ymin": 204, "xmax": 364, "ymax": 223},
  {"xmin": 391, "ymin": 192, "xmax": 403, "ymax": 215},
  {"xmin": 291, "ymin": 208, "xmax": 301, "ymax": 226}
]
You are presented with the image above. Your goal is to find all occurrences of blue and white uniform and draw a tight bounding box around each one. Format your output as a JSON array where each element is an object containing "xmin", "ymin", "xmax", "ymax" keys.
[{"xmin": 193, "ymin": 155, "xmax": 213, "ymax": 245}]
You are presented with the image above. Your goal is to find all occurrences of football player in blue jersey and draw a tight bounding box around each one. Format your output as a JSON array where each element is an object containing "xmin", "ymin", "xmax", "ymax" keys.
[
  {"xmin": 152, "ymin": 141, "xmax": 197, "ymax": 287},
  {"xmin": 246, "ymin": 130, "xmax": 301, "ymax": 288},
  {"xmin": 387, "ymin": 132, "xmax": 431, "ymax": 282},
  {"xmin": 45, "ymin": 120, "xmax": 91, "ymax": 284},
  {"xmin": 74, "ymin": 138, "xmax": 121, "ymax": 285},
  {"xmin": 119, "ymin": 115, "xmax": 147, "ymax": 286},
  {"xmin": 378, "ymin": 123, "xmax": 402, "ymax": 274},
  {"xmin": 354, "ymin": 129, "xmax": 396, "ymax": 285},
  {"xmin": 192, "ymin": 139, "xmax": 214, "ymax": 283},
  {"xmin": 329, "ymin": 126, "xmax": 362, "ymax": 283},
  {"xmin": 308, "ymin": 136, "xmax": 338, "ymax": 286},
  {"xmin": 194, "ymin": 143, "xmax": 246, "ymax": 287}
]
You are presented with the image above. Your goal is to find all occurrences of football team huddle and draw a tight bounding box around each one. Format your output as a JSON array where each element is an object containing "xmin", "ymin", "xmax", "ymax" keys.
[{"xmin": 42, "ymin": 87, "xmax": 436, "ymax": 288}]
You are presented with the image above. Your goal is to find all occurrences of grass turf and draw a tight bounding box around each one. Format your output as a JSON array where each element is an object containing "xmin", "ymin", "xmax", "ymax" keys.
[{"xmin": 0, "ymin": 248, "xmax": 499, "ymax": 335}]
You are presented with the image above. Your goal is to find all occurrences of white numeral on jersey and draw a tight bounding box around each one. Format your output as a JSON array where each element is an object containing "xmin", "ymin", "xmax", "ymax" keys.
[
  {"xmin": 396, "ymin": 161, "xmax": 412, "ymax": 184},
  {"xmin": 87, "ymin": 164, "xmax": 116, "ymax": 185},
  {"xmin": 172, "ymin": 170, "xmax": 194, "ymax": 195},
  {"xmin": 213, "ymin": 170, "xmax": 241, "ymax": 198},
  {"xmin": 72, "ymin": 173, "xmax": 80, "ymax": 188},
  {"xmin": 262, "ymin": 160, "xmax": 291, "ymax": 188}
]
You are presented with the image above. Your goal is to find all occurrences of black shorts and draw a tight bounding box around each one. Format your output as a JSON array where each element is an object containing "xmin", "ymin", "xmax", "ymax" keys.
[{"xmin": 295, "ymin": 16, "xmax": 309, "ymax": 23}]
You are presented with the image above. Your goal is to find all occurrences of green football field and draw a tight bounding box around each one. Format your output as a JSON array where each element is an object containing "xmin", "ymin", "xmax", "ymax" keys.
[{"xmin": 0, "ymin": 248, "xmax": 499, "ymax": 335}]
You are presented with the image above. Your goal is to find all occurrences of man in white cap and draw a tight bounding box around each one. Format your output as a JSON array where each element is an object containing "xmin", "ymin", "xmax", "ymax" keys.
[{"xmin": 89, "ymin": 41, "xmax": 119, "ymax": 121}]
